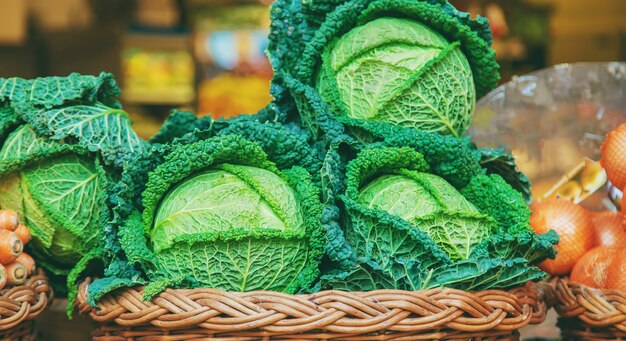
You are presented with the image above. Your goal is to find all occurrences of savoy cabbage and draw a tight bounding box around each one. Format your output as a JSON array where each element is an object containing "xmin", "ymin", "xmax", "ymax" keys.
[
  {"xmin": 268, "ymin": 0, "xmax": 499, "ymax": 139},
  {"xmin": 141, "ymin": 149, "xmax": 320, "ymax": 293},
  {"xmin": 86, "ymin": 116, "xmax": 328, "ymax": 305},
  {"xmin": 0, "ymin": 73, "xmax": 145, "ymax": 292},
  {"xmin": 317, "ymin": 143, "xmax": 558, "ymax": 292}
]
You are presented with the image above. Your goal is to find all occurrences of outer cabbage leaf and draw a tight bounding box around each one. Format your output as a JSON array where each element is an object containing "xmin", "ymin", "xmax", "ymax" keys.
[
  {"xmin": 0, "ymin": 104, "xmax": 20, "ymax": 144},
  {"xmin": 0, "ymin": 73, "xmax": 145, "ymax": 167},
  {"xmin": 0, "ymin": 72, "xmax": 120, "ymax": 110},
  {"xmin": 32, "ymin": 103, "xmax": 143, "ymax": 166},
  {"xmin": 479, "ymin": 148, "xmax": 532, "ymax": 203},
  {"xmin": 151, "ymin": 111, "xmax": 324, "ymax": 179},
  {"xmin": 316, "ymin": 258, "xmax": 430, "ymax": 291},
  {"xmin": 461, "ymin": 173, "xmax": 531, "ymax": 234},
  {"xmin": 157, "ymin": 233, "xmax": 309, "ymax": 292}
]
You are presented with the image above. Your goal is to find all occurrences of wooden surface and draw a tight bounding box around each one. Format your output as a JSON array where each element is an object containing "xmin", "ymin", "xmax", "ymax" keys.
[{"xmin": 34, "ymin": 299, "xmax": 92, "ymax": 341}]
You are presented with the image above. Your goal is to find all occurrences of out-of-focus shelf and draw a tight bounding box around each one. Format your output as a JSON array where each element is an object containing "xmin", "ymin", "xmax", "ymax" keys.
[{"xmin": 122, "ymin": 88, "xmax": 194, "ymax": 105}]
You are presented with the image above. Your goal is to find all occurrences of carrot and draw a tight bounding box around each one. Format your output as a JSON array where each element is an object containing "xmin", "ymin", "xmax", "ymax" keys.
[
  {"xmin": 0, "ymin": 230, "xmax": 22, "ymax": 264},
  {"xmin": 5, "ymin": 262, "xmax": 26, "ymax": 286},
  {"xmin": 14, "ymin": 224, "xmax": 31, "ymax": 246},
  {"xmin": 0, "ymin": 211, "xmax": 18, "ymax": 231},
  {"xmin": 0, "ymin": 264, "xmax": 7, "ymax": 290},
  {"xmin": 15, "ymin": 253, "xmax": 35, "ymax": 276}
]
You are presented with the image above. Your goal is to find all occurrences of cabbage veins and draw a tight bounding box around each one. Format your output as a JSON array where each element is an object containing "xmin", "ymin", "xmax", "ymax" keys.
[{"xmin": 316, "ymin": 17, "xmax": 475, "ymax": 137}]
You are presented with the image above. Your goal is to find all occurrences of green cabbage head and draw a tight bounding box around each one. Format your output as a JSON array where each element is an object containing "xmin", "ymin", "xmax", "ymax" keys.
[
  {"xmin": 138, "ymin": 136, "xmax": 324, "ymax": 293},
  {"xmin": 0, "ymin": 125, "xmax": 107, "ymax": 274},
  {"xmin": 316, "ymin": 17, "xmax": 475, "ymax": 137},
  {"xmin": 152, "ymin": 164, "xmax": 310, "ymax": 292},
  {"xmin": 357, "ymin": 170, "xmax": 488, "ymax": 261},
  {"xmin": 0, "ymin": 73, "xmax": 145, "ymax": 279}
]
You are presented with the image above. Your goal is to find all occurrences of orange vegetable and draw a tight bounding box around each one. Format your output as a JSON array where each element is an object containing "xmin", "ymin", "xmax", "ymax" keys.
[
  {"xmin": 530, "ymin": 198, "xmax": 596, "ymax": 275},
  {"xmin": 15, "ymin": 253, "xmax": 35, "ymax": 276},
  {"xmin": 570, "ymin": 247, "xmax": 617, "ymax": 288},
  {"xmin": 601, "ymin": 123, "xmax": 626, "ymax": 191},
  {"xmin": 14, "ymin": 224, "xmax": 31, "ymax": 246},
  {"xmin": 605, "ymin": 248, "xmax": 626, "ymax": 291},
  {"xmin": 5, "ymin": 262, "xmax": 26, "ymax": 286},
  {"xmin": 0, "ymin": 210, "xmax": 18, "ymax": 231},
  {"xmin": 0, "ymin": 230, "xmax": 22, "ymax": 265},
  {"xmin": 0, "ymin": 264, "xmax": 6, "ymax": 290},
  {"xmin": 592, "ymin": 211, "xmax": 626, "ymax": 248}
]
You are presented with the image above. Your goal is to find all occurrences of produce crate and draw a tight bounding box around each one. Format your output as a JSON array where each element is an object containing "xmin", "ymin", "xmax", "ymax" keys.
[
  {"xmin": 76, "ymin": 279, "xmax": 548, "ymax": 341},
  {"xmin": 554, "ymin": 278, "xmax": 626, "ymax": 340},
  {"xmin": 0, "ymin": 270, "xmax": 52, "ymax": 340}
]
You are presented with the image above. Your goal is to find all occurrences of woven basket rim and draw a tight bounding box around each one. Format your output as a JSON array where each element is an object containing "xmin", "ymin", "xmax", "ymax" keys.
[
  {"xmin": 76, "ymin": 279, "xmax": 548, "ymax": 337},
  {"xmin": 0, "ymin": 269, "xmax": 53, "ymax": 331},
  {"xmin": 553, "ymin": 277, "xmax": 626, "ymax": 334}
]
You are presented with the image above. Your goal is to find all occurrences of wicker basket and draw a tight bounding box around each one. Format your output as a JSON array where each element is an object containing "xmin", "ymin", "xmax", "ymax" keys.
[
  {"xmin": 0, "ymin": 269, "xmax": 52, "ymax": 340},
  {"xmin": 76, "ymin": 279, "xmax": 548, "ymax": 341},
  {"xmin": 554, "ymin": 278, "xmax": 626, "ymax": 340}
]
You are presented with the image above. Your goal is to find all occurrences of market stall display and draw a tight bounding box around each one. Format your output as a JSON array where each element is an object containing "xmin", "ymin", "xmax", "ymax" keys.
[
  {"xmin": 0, "ymin": 210, "xmax": 52, "ymax": 340},
  {"xmin": 12, "ymin": 0, "xmax": 626, "ymax": 339},
  {"xmin": 64, "ymin": 0, "xmax": 558, "ymax": 340}
]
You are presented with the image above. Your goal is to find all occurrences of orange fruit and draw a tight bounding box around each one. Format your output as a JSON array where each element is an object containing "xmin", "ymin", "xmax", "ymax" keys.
[
  {"xmin": 605, "ymin": 248, "xmax": 626, "ymax": 291},
  {"xmin": 592, "ymin": 211, "xmax": 626, "ymax": 247},
  {"xmin": 530, "ymin": 198, "xmax": 596, "ymax": 275},
  {"xmin": 570, "ymin": 247, "xmax": 618, "ymax": 288},
  {"xmin": 601, "ymin": 123, "xmax": 626, "ymax": 191}
]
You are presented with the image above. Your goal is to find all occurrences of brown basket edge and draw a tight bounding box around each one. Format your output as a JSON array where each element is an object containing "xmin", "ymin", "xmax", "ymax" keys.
[
  {"xmin": 0, "ymin": 269, "xmax": 53, "ymax": 331},
  {"xmin": 553, "ymin": 277, "xmax": 626, "ymax": 333},
  {"xmin": 76, "ymin": 279, "xmax": 548, "ymax": 336}
]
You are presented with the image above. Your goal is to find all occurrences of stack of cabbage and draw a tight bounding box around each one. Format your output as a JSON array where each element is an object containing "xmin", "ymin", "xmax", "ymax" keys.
[{"xmin": 0, "ymin": 0, "xmax": 558, "ymax": 308}]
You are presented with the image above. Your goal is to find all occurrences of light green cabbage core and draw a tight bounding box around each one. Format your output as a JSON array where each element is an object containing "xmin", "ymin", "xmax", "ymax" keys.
[
  {"xmin": 151, "ymin": 163, "xmax": 309, "ymax": 292},
  {"xmin": 316, "ymin": 17, "xmax": 476, "ymax": 137},
  {"xmin": 358, "ymin": 172, "xmax": 488, "ymax": 260},
  {"xmin": 152, "ymin": 164, "xmax": 305, "ymax": 252}
]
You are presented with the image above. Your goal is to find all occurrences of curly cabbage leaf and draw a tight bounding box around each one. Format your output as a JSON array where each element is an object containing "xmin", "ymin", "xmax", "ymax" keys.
[
  {"xmin": 150, "ymin": 110, "xmax": 325, "ymax": 180},
  {"xmin": 479, "ymin": 148, "xmax": 532, "ymax": 203},
  {"xmin": 317, "ymin": 17, "xmax": 475, "ymax": 136}
]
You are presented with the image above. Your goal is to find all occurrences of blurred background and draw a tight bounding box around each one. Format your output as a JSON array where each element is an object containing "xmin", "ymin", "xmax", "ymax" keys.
[
  {"xmin": 1, "ymin": 0, "xmax": 625, "ymax": 139},
  {"xmin": 2, "ymin": 2, "xmax": 624, "ymax": 339}
]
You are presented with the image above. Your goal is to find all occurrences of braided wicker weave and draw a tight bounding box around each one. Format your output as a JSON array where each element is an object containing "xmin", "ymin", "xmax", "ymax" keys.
[
  {"xmin": 554, "ymin": 278, "xmax": 626, "ymax": 340},
  {"xmin": 0, "ymin": 270, "xmax": 51, "ymax": 332},
  {"xmin": 77, "ymin": 280, "xmax": 547, "ymax": 340},
  {"xmin": 0, "ymin": 320, "xmax": 35, "ymax": 341}
]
